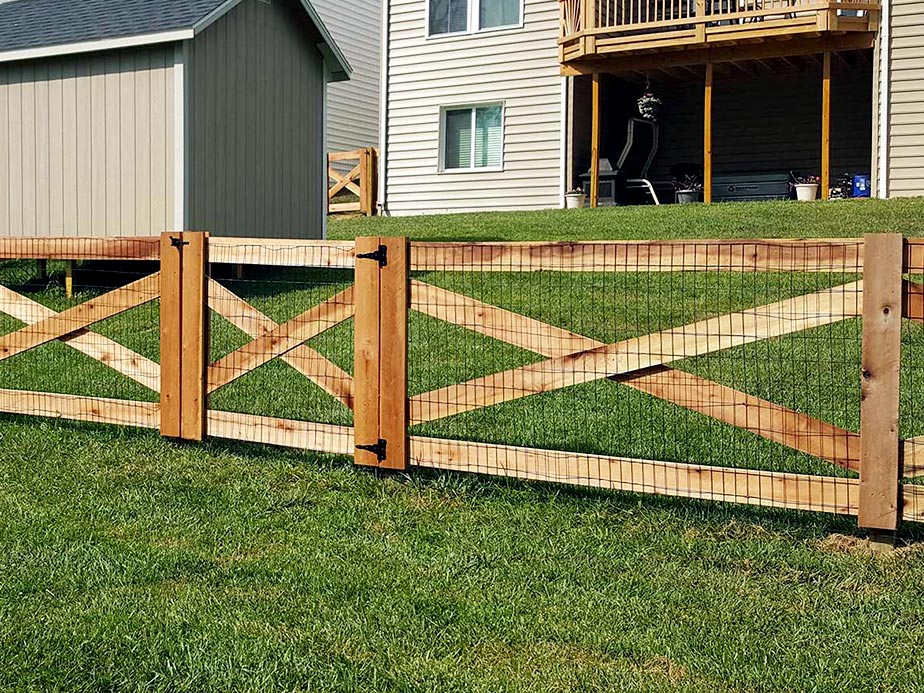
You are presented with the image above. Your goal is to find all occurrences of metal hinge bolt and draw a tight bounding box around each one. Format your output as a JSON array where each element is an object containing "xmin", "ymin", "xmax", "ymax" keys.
[
  {"xmin": 356, "ymin": 438, "xmax": 387, "ymax": 462},
  {"xmin": 356, "ymin": 244, "xmax": 388, "ymax": 267}
]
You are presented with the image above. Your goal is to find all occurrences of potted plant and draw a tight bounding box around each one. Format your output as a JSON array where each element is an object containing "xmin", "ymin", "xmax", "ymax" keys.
[
  {"xmin": 791, "ymin": 173, "xmax": 820, "ymax": 201},
  {"xmin": 673, "ymin": 174, "xmax": 703, "ymax": 204},
  {"xmin": 565, "ymin": 187, "xmax": 586, "ymax": 209},
  {"xmin": 637, "ymin": 91, "xmax": 662, "ymax": 121}
]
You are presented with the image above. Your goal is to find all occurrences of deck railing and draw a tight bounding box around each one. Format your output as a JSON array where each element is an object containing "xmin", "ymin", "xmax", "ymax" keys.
[{"xmin": 560, "ymin": 0, "xmax": 879, "ymax": 57}]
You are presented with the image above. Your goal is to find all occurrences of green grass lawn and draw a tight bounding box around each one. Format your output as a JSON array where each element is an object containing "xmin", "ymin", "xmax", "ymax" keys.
[
  {"xmin": 2, "ymin": 199, "xmax": 924, "ymax": 691},
  {"xmin": 329, "ymin": 197, "xmax": 924, "ymax": 241}
]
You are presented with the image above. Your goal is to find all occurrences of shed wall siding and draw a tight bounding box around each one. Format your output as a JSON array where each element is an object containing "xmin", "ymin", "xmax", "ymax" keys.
[
  {"xmin": 885, "ymin": 0, "xmax": 924, "ymax": 196},
  {"xmin": 186, "ymin": 0, "xmax": 326, "ymax": 238},
  {"xmin": 384, "ymin": 0, "xmax": 563, "ymax": 215},
  {"xmin": 0, "ymin": 46, "xmax": 175, "ymax": 237},
  {"xmin": 314, "ymin": 0, "xmax": 380, "ymax": 151}
]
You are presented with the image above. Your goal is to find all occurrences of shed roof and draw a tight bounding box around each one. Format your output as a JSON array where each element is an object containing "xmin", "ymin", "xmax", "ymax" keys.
[{"xmin": 0, "ymin": 0, "xmax": 351, "ymax": 80}]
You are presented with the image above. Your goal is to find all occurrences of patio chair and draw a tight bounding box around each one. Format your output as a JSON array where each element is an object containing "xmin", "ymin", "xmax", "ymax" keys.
[{"xmin": 617, "ymin": 117, "xmax": 661, "ymax": 205}]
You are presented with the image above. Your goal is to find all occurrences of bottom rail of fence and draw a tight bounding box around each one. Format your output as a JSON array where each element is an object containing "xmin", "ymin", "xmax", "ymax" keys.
[{"xmin": 0, "ymin": 389, "xmax": 159, "ymax": 429}]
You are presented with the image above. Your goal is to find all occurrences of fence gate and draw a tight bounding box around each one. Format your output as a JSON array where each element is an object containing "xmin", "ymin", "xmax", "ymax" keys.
[{"xmin": 353, "ymin": 236, "xmax": 409, "ymax": 471}]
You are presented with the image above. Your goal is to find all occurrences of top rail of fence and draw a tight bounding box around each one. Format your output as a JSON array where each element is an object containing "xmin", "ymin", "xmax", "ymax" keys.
[
  {"xmin": 410, "ymin": 239, "xmax": 871, "ymax": 273},
  {"xmin": 0, "ymin": 236, "xmax": 921, "ymax": 273}
]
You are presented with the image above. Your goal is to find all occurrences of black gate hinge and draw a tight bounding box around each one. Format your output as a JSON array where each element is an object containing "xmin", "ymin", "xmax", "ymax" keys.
[
  {"xmin": 356, "ymin": 438, "xmax": 387, "ymax": 462},
  {"xmin": 356, "ymin": 244, "xmax": 388, "ymax": 267},
  {"xmin": 170, "ymin": 236, "xmax": 190, "ymax": 248}
]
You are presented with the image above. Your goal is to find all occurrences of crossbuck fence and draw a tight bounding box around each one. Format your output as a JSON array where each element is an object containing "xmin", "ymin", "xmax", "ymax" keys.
[{"xmin": 0, "ymin": 233, "xmax": 923, "ymax": 538}]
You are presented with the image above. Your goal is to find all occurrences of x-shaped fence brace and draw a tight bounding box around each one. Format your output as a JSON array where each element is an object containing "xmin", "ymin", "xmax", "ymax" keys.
[
  {"xmin": 328, "ymin": 164, "xmax": 362, "ymax": 200},
  {"xmin": 0, "ymin": 273, "xmax": 162, "ymax": 392},
  {"xmin": 203, "ymin": 274, "xmax": 924, "ymax": 477}
]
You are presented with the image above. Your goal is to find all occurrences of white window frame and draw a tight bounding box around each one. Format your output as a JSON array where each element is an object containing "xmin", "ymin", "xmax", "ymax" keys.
[
  {"xmin": 425, "ymin": 0, "xmax": 526, "ymax": 39},
  {"xmin": 438, "ymin": 102, "xmax": 506, "ymax": 174}
]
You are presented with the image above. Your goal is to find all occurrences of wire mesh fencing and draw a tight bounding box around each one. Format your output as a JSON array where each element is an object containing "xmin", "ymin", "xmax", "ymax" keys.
[
  {"xmin": 204, "ymin": 238, "xmax": 356, "ymax": 456},
  {"xmin": 0, "ymin": 233, "xmax": 921, "ymax": 529},
  {"xmin": 407, "ymin": 240, "xmax": 867, "ymax": 516},
  {"xmin": 902, "ymin": 240, "xmax": 924, "ymax": 518},
  {"xmin": 0, "ymin": 238, "xmax": 161, "ymax": 429}
]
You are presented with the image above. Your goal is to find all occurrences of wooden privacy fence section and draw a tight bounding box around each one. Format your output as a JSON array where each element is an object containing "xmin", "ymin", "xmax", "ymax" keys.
[
  {"xmin": 328, "ymin": 148, "xmax": 378, "ymax": 216},
  {"xmin": 2, "ymin": 233, "xmax": 924, "ymax": 542}
]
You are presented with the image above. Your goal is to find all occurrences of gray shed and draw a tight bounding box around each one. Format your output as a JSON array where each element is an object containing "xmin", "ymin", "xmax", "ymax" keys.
[{"xmin": 0, "ymin": 0, "xmax": 350, "ymax": 239}]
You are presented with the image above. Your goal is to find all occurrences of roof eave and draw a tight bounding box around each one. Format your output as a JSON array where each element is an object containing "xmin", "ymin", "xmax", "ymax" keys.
[{"xmin": 0, "ymin": 28, "xmax": 194, "ymax": 65}]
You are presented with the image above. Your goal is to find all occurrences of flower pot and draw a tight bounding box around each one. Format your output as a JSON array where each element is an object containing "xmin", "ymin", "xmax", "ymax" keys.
[
  {"xmin": 565, "ymin": 193, "xmax": 586, "ymax": 209},
  {"xmin": 795, "ymin": 183, "xmax": 819, "ymax": 201},
  {"xmin": 676, "ymin": 190, "xmax": 702, "ymax": 204}
]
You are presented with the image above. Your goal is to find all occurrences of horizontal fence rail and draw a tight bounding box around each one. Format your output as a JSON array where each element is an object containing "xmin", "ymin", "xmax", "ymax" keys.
[{"xmin": 0, "ymin": 234, "xmax": 921, "ymax": 542}]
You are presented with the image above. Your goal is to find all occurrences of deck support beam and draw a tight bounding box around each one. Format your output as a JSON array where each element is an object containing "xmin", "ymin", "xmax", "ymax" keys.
[
  {"xmin": 704, "ymin": 63, "xmax": 713, "ymax": 204},
  {"xmin": 821, "ymin": 51, "xmax": 831, "ymax": 200},
  {"xmin": 590, "ymin": 73, "xmax": 600, "ymax": 208}
]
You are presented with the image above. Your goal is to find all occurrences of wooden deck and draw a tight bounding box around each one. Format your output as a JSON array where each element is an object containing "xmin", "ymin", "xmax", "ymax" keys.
[{"xmin": 559, "ymin": 0, "xmax": 880, "ymax": 72}]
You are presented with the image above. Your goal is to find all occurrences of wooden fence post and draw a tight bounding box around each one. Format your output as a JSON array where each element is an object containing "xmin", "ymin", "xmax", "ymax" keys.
[
  {"xmin": 353, "ymin": 236, "xmax": 409, "ymax": 471},
  {"xmin": 160, "ymin": 231, "xmax": 209, "ymax": 441},
  {"xmin": 859, "ymin": 233, "xmax": 904, "ymax": 546}
]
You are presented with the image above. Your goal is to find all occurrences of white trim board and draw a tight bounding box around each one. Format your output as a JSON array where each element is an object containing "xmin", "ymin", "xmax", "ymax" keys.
[
  {"xmin": 0, "ymin": 29, "xmax": 194, "ymax": 65},
  {"xmin": 0, "ymin": 0, "xmax": 352, "ymax": 81}
]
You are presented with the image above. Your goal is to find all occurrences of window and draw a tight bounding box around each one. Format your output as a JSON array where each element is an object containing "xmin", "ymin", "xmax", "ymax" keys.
[
  {"xmin": 441, "ymin": 104, "xmax": 504, "ymax": 171},
  {"xmin": 428, "ymin": 0, "xmax": 521, "ymax": 37}
]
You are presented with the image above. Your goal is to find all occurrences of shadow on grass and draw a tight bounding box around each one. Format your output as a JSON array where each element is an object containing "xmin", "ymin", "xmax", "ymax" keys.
[{"xmin": 6, "ymin": 413, "xmax": 921, "ymax": 545}]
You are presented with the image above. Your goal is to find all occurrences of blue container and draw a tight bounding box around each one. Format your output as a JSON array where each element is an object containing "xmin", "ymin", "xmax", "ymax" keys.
[{"xmin": 852, "ymin": 175, "xmax": 871, "ymax": 198}]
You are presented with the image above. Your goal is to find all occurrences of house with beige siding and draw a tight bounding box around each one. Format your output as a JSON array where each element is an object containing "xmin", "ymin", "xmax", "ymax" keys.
[
  {"xmin": 380, "ymin": 0, "xmax": 920, "ymax": 215},
  {"xmin": 0, "ymin": 0, "xmax": 350, "ymax": 239}
]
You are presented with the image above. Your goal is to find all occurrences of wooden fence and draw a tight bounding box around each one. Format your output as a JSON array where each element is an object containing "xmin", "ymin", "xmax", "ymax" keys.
[
  {"xmin": 1, "ymin": 233, "xmax": 923, "ymax": 543},
  {"xmin": 327, "ymin": 148, "xmax": 377, "ymax": 216}
]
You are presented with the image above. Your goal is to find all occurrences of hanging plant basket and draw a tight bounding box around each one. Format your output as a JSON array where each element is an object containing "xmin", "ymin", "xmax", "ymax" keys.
[{"xmin": 637, "ymin": 92, "xmax": 662, "ymax": 121}]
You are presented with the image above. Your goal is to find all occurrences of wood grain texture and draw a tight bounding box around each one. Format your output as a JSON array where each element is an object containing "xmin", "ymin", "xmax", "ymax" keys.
[
  {"xmin": 410, "ymin": 437, "xmax": 858, "ymax": 516},
  {"xmin": 0, "ymin": 389, "xmax": 158, "ymax": 429},
  {"xmin": 903, "ymin": 484, "xmax": 924, "ymax": 523},
  {"xmin": 410, "ymin": 239, "xmax": 864, "ymax": 273},
  {"xmin": 207, "ymin": 286, "xmax": 355, "ymax": 394},
  {"xmin": 159, "ymin": 233, "xmax": 182, "ymax": 437},
  {"xmin": 208, "ymin": 279, "xmax": 354, "ymax": 409},
  {"xmin": 180, "ymin": 232, "xmax": 208, "ymax": 441},
  {"xmin": 0, "ymin": 283, "xmax": 160, "ymax": 391},
  {"xmin": 0, "ymin": 237, "xmax": 160, "ymax": 259},
  {"xmin": 414, "ymin": 280, "xmax": 860, "ymax": 470},
  {"xmin": 208, "ymin": 238, "xmax": 355, "ymax": 268},
  {"xmin": 207, "ymin": 410, "xmax": 354, "ymax": 456},
  {"xmin": 904, "ymin": 280, "xmax": 924, "ymax": 323},
  {"xmin": 619, "ymin": 367, "xmax": 861, "ymax": 472},
  {"xmin": 378, "ymin": 237, "xmax": 409, "ymax": 471},
  {"xmin": 411, "ymin": 281, "xmax": 863, "ymax": 424},
  {"xmin": 353, "ymin": 236, "xmax": 381, "ymax": 467},
  {"xmin": 411, "ymin": 280, "xmax": 601, "ymax": 358},
  {"xmin": 859, "ymin": 234, "xmax": 904, "ymax": 530},
  {"xmin": 0, "ymin": 272, "xmax": 160, "ymax": 362}
]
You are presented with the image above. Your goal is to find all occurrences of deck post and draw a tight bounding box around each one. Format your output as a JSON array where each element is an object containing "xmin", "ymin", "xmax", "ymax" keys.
[
  {"xmin": 821, "ymin": 51, "xmax": 832, "ymax": 201},
  {"xmin": 858, "ymin": 233, "xmax": 904, "ymax": 548},
  {"xmin": 704, "ymin": 63, "xmax": 713, "ymax": 204},
  {"xmin": 590, "ymin": 73, "xmax": 600, "ymax": 209}
]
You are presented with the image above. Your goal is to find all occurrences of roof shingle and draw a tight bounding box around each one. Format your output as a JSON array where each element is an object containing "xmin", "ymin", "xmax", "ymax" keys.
[{"xmin": 0, "ymin": 0, "xmax": 227, "ymax": 53}]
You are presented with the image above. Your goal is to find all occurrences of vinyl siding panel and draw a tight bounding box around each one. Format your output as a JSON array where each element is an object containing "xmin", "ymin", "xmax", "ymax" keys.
[
  {"xmin": 384, "ymin": 0, "xmax": 563, "ymax": 215},
  {"xmin": 314, "ymin": 0, "xmax": 381, "ymax": 151},
  {"xmin": 0, "ymin": 46, "xmax": 175, "ymax": 237},
  {"xmin": 886, "ymin": 0, "xmax": 924, "ymax": 196},
  {"xmin": 186, "ymin": 0, "xmax": 326, "ymax": 238}
]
